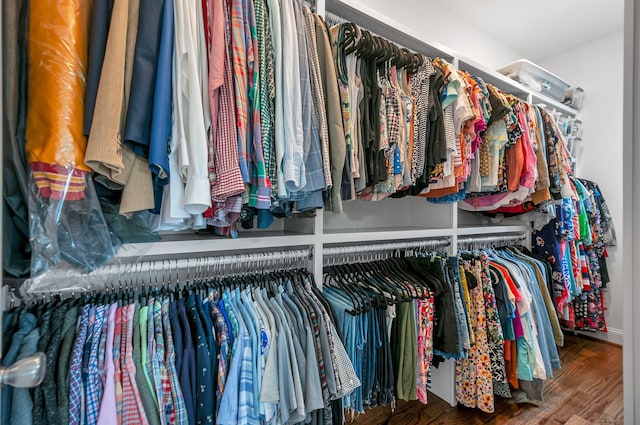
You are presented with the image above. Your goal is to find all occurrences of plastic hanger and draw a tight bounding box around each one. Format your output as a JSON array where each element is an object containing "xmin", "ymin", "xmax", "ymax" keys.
[{"xmin": 324, "ymin": 265, "xmax": 360, "ymax": 314}]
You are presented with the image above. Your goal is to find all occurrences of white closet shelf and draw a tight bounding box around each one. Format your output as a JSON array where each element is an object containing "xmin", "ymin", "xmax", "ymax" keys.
[
  {"xmin": 325, "ymin": 0, "xmax": 580, "ymax": 119},
  {"xmin": 457, "ymin": 57, "xmax": 580, "ymax": 118},
  {"xmin": 324, "ymin": 0, "xmax": 454, "ymax": 61},
  {"xmin": 529, "ymin": 91, "xmax": 579, "ymax": 117},
  {"xmin": 457, "ymin": 58, "xmax": 529, "ymax": 99},
  {"xmin": 322, "ymin": 227, "xmax": 451, "ymax": 244},
  {"xmin": 115, "ymin": 232, "xmax": 315, "ymax": 258},
  {"xmin": 456, "ymin": 224, "xmax": 531, "ymax": 236}
]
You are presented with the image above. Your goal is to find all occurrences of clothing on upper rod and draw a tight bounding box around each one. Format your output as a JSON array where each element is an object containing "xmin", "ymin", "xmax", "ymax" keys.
[{"xmin": 6, "ymin": 0, "xmax": 597, "ymax": 280}]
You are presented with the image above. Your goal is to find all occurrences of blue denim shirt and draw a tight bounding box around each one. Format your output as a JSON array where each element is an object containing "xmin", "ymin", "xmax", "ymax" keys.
[
  {"xmin": 492, "ymin": 251, "xmax": 561, "ymax": 376},
  {"xmin": 2, "ymin": 311, "xmax": 37, "ymax": 425},
  {"xmin": 148, "ymin": 0, "xmax": 174, "ymax": 211}
]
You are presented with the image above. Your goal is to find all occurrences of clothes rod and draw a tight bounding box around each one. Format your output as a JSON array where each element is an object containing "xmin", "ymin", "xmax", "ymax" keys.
[
  {"xmin": 324, "ymin": 10, "xmax": 347, "ymax": 25},
  {"xmin": 323, "ymin": 238, "xmax": 451, "ymax": 257},
  {"xmin": 457, "ymin": 233, "xmax": 527, "ymax": 246},
  {"xmin": 22, "ymin": 248, "xmax": 313, "ymax": 297}
]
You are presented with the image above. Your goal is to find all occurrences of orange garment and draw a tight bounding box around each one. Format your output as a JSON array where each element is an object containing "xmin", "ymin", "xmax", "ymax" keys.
[
  {"xmin": 418, "ymin": 184, "xmax": 460, "ymax": 199},
  {"xmin": 454, "ymin": 134, "xmax": 468, "ymax": 181},
  {"xmin": 505, "ymin": 339, "xmax": 519, "ymax": 389},
  {"xmin": 26, "ymin": 0, "xmax": 92, "ymax": 172},
  {"xmin": 26, "ymin": 0, "xmax": 92, "ymax": 200},
  {"xmin": 459, "ymin": 72, "xmax": 483, "ymax": 148},
  {"xmin": 490, "ymin": 262, "xmax": 522, "ymax": 302},
  {"xmin": 505, "ymin": 135, "xmax": 524, "ymax": 192}
]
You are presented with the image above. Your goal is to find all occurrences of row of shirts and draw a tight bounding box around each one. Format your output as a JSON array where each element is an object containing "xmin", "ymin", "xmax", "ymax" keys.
[
  {"xmin": 321, "ymin": 253, "xmax": 501, "ymax": 413},
  {"xmin": 24, "ymin": 0, "xmax": 575, "ymax": 232},
  {"xmin": 319, "ymin": 247, "xmax": 566, "ymax": 415},
  {"xmin": 455, "ymin": 249, "xmax": 562, "ymax": 413},
  {"xmin": 1, "ymin": 276, "xmax": 362, "ymax": 425},
  {"xmin": 532, "ymin": 177, "xmax": 616, "ymax": 332},
  {"xmin": 330, "ymin": 25, "xmax": 574, "ymax": 215},
  {"xmin": 24, "ymin": 0, "xmax": 338, "ymax": 234}
]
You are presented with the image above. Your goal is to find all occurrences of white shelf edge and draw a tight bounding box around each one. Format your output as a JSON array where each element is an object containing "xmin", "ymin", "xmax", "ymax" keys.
[
  {"xmin": 116, "ymin": 224, "xmax": 533, "ymax": 259},
  {"xmin": 457, "ymin": 58, "xmax": 528, "ymax": 95},
  {"xmin": 456, "ymin": 224, "xmax": 531, "ymax": 237},
  {"xmin": 529, "ymin": 91, "xmax": 580, "ymax": 118},
  {"xmin": 116, "ymin": 234, "xmax": 316, "ymax": 258},
  {"xmin": 322, "ymin": 228, "xmax": 452, "ymax": 244},
  {"xmin": 325, "ymin": 0, "xmax": 455, "ymax": 60}
]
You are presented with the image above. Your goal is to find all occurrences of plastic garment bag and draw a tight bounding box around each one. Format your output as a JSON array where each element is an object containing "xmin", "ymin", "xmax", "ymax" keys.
[{"xmin": 25, "ymin": 0, "xmax": 117, "ymax": 277}]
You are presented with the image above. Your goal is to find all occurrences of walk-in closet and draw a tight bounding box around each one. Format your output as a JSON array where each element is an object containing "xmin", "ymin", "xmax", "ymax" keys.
[{"xmin": 2, "ymin": 0, "xmax": 638, "ymax": 424}]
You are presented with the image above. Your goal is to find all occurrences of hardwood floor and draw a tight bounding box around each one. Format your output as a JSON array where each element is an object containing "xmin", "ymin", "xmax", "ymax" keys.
[{"xmin": 347, "ymin": 334, "xmax": 623, "ymax": 425}]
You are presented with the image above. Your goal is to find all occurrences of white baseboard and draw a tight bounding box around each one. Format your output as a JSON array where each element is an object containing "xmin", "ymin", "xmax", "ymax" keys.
[
  {"xmin": 604, "ymin": 327, "xmax": 624, "ymax": 345},
  {"xmin": 567, "ymin": 327, "xmax": 624, "ymax": 345}
]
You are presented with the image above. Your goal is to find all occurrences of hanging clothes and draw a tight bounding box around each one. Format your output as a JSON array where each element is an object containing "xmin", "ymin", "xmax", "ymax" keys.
[
  {"xmin": 3, "ymin": 269, "xmax": 360, "ymax": 425},
  {"xmin": 532, "ymin": 177, "xmax": 616, "ymax": 332},
  {"xmin": 454, "ymin": 246, "xmax": 562, "ymax": 413},
  {"xmin": 322, "ymin": 253, "xmax": 465, "ymax": 412},
  {"xmin": 9, "ymin": 1, "xmax": 607, "ymax": 283},
  {"xmin": 320, "ymin": 244, "xmax": 565, "ymax": 415},
  {"xmin": 2, "ymin": 0, "xmax": 31, "ymax": 278}
]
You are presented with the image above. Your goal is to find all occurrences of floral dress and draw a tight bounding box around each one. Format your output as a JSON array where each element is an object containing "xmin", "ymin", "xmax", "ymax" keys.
[
  {"xmin": 416, "ymin": 294, "xmax": 435, "ymax": 404},
  {"xmin": 479, "ymin": 254, "xmax": 510, "ymax": 399},
  {"xmin": 455, "ymin": 257, "xmax": 494, "ymax": 413}
]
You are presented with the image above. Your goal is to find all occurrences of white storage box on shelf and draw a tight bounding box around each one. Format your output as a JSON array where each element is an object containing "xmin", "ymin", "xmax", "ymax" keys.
[
  {"xmin": 564, "ymin": 86, "xmax": 585, "ymax": 110},
  {"xmin": 497, "ymin": 59, "xmax": 571, "ymax": 102}
]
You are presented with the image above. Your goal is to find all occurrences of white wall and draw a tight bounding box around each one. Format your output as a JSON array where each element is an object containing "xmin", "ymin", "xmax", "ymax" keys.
[
  {"xmin": 361, "ymin": 0, "xmax": 524, "ymax": 68},
  {"xmin": 539, "ymin": 31, "xmax": 625, "ymax": 345}
]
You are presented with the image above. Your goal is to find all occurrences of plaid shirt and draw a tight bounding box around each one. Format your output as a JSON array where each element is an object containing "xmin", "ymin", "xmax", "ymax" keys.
[
  {"xmin": 81, "ymin": 306, "xmax": 96, "ymax": 424},
  {"xmin": 69, "ymin": 306, "xmax": 91, "ymax": 425},
  {"xmin": 303, "ymin": 5, "xmax": 331, "ymax": 189},
  {"xmin": 210, "ymin": 299, "xmax": 230, "ymax": 413},
  {"xmin": 221, "ymin": 292, "xmax": 239, "ymax": 352},
  {"xmin": 237, "ymin": 330, "xmax": 258, "ymax": 425},
  {"xmin": 245, "ymin": 0, "xmax": 271, "ymax": 210},
  {"xmin": 97, "ymin": 304, "xmax": 118, "ymax": 425},
  {"xmin": 97, "ymin": 306, "xmax": 109, "ymax": 389},
  {"xmin": 162, "ymin": 298, "xmax": 187, "ymax": 425},
  {"xmin": 147, "ymin": 299, "xmax": 163, "ymax": 424},
  {"xmin": 210, "ymin": 0, "xmax": 245, "ymax": 204},
  {"xmin": 121, "ymin": 304, "xmax": 150, "ymax": 424},
  {"xmin": 291, "ymin": 0, "xmax": 326, "ymax": 197},
  {"xmin": 145, "ymin": 301, "xmax": 164, "ymax": 424},
  {"xmin": 385, "ymin": 70, "xmax": 401, "ymax": 151},
  {"xmin": 218, "ymin": 294, "xmax": 259, "ymax": 425},
  {"xmin": 86, "ymin": 305, "xmax": 107, "ymax": 424},
  {"xmin": 256, "ymin": 0, "xmax": 277, "ymax": 197},
  {"xmin": 113, "ymin": 307, "xmax": 124, "ymax": 424},
  {"xmin": 153, "ymin": 299, "xmax": 174, "ymax": 424},
  {"xmin": 231, "ymin": 0, "xmax": 250, "ymax": 184}
]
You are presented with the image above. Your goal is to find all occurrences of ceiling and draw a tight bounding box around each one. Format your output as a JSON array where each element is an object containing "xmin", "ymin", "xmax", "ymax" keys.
[{"xmin": 430, "ymin": 0, "xmax": 624, "ymax": 61}]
